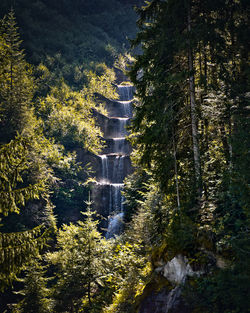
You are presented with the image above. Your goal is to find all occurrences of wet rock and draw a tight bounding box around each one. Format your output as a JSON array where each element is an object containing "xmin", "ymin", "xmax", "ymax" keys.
[{"xmin": 139, "ymin": 286, "xmax": 191, "ymax": 313}]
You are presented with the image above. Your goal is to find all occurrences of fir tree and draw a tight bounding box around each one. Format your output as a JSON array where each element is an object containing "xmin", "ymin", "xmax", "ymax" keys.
[
  {"xmin": 128, "ymin": 0, "xmax": 250, "ymax": 311},
  {"xmin": 0, "ymin": 10, "xmax": 35, "ymax": 143},
  {"xmin": 0, "ymin": 12, "xmax": 55, "ymax": 291},
  {"xmin": 12, "ymin": 258, "xmax": 54, "ymax": 313},
  {"xmin": 47, "ymin": 199, "xmax": 111, "ymax": 312},
  {"xmin": 0, "ymin": 135, "xmax": 50, "ymax": 291}
]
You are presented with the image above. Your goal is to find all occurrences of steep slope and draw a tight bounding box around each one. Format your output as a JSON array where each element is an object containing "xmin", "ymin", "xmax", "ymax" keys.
[{"xmin": 0, "ymin": 0, "xmax": 142, "ymax": 87}]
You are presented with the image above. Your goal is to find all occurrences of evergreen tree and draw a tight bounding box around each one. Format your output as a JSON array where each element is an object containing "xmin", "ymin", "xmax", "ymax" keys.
[
  {"xmin": 130, "ymin": 0, "xmax": 249, "ymax": 226},
  {"xmin": 0, "ymin": 10, "xmax": 35, "ymax": 142},
  {"xmin": 0, "ymin": 135, "xmax": 45, "ymax": 217},
  {"xmin": 0, "ymin": 12, "xmax": 55, "ymax": 291},
  {"xmin": 47, "ymin": 200, "xmax": 111, "ymax": 312},
  {"xmin": 13, "ymin": 258, "xmax": 54, "ymax": 313},
  {"xmin": 129, "ymin": 0, "xmax": 201, "ymax": 210},
  {"xmin": 0, "ymin": 136, "xmax": 51, "ymax": 291},
  {"xmin": 127, "ymin": 0, "xmax": 250, "ymax": 311}
]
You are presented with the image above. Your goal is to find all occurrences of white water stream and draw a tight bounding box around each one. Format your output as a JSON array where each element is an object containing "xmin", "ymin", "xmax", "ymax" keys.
[{"xmin": 96, "ymin": 85, "xmax": 134, "ymax": 237}]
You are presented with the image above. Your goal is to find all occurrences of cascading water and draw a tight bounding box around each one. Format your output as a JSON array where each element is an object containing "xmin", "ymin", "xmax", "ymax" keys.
[
  {"xmin": 118, "ymin": 85, "xmax": 134, "ymax": 101},
  {"xmin": 109, "ymin": 184, "xmax": 124, "ymax": 212},
  {"xmin": 113, "ymin": 138, "xmax": 125, "ymax": 153},
  {"xmin": 106, "ymin": 183, "xmax": 124, "ymax": 239},
  {"xmin": 94, "ymin": 84, "xmax": 134, "ymax": 238},
  {"xmin": 100, "ymin": 155, "xmax": 109, "ymax": 183},
  {"xmin": 112, "ymin": 156, "xmax": 124, "ymax": 183},
  {"xmin": 117, "ymin": 118, "xmax": 129, "ymax": 137},
  {"xmin": 106, "ymin": 212, "xmax": 124, "ymax": 239},
  {"xmin": 123, "ymin": 101, "xmax": 132, "ymax": 117}
]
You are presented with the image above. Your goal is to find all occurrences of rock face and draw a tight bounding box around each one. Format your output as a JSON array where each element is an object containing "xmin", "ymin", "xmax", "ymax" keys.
[
  {"xmin": 139, "ymin": 286, "xmax": 191, "ymax": 313},
  {"xmin": 78, "ymin": 84, "xmax": 134, "ymax": 236},
  {"xmin": 155, "ymin": 255, "xmax": 203, "ymax": 285},
  {"xmin": 162, "ymin": 255, "xmax": 197, "ymax": 284},
  {"xmin": 139, "ymin": 255, "xmax": 203, "ymax": 313},
  {"xmin": 102, "ymin": 138, "xmax": 132, "ymax": 155}
]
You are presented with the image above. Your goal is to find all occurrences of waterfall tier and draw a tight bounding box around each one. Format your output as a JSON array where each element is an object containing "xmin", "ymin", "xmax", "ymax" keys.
[
  {"xmin": 98, "ymin": 155, "xmax": 131, "ymax": 184},
  {"xmin": 117, "ymin": 85, "xmax": 134, "ymax": 101},
  {"xmin": 94, "ymin": 113, "xmax": 130, "ymax": 138},
  {"xmin": 102, "ymin": 138, "xmax": 132, "ymax": 155}
]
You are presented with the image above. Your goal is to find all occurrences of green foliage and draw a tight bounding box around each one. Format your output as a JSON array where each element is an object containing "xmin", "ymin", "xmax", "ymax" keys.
[
  {"xmin": 0, "ymin": 0, "xmax": 140, "ymax": 88},
  {"xmin": 0, "ymin": 127, "xmax": 54, "ymax": 292},
  {"xmin": 102, "ymin": 238, "xmax": 150, "ymax": 313},
  {"xmin": 47, "ymin": 202, "xmax": 111, "ymax": 312},
  {"xmin": 129, "ymin": 2, "xmax": 200, "ymax": 211},
  {"xmin": 0, "ymin": 10, "xmax": 35, "ymax": 142},
  {"xmin": 184, "ymin": 264, "xmax": 250, "ymax": 313},
  {"xmin": 37, "ymin": 65, "xmax": 117, "ymax": 154},
  {"xmin": 84, "ymin": 63, "xmax": 118, "ymax": 100},
  {"xmin": 124, "ymin": 172, "xmax": 196, "ymax": 259},
  {"xmin": 0, "ymin": 12, "xmax": 55, "ymax": 292},
  {"xmin": 13, "ymin": 258, "xmax": 54, "ymax": 313},
  {"xmin": 0, "ymin": 136, "xmax": 54, "ymax": 292},
  {"xmin": 0, "ymin": 136, "xmax": 46, "ymax": 216},
  {"xmin": 0, "ymin": 1, "xmax": 248, "ymax": 312},
  {"xmin": 123, "ymin": 168, "xmax": 150, "ymax": 222},
  {"xmin": 0, "ymin": 225, "xmax": 49, "ymax": 292},
  {"xmin": 164, "ymin": 213, "xmax": 196, "ymax": 257},
  {"xmin": 129, "ymin": 0, "xmax": 249, "ymax": 209},
  {"xmin": 125, "ymin": 0, "xmax": 250, "ymax": 311},
  {"xmin": 129, "ymin": 0, "xmax": 249, "ymax": 244},
  {"xmin": 43, "ymin": 197, "xmax": 149, "ymax": 312}
]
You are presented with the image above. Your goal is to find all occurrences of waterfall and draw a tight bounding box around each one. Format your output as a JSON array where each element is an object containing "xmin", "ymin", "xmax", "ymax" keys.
[
  {"xmin": 94, "ymin": 84, "xmax": 134, "ymax": 238},
  {"xmin": 106, "ymin": 183, "xmax": 125, "ymax": 238},
  {"xmin": 116, "ymin": 118, "xmax": 129, "ymax": 137},
  {"xmin": 112, "ymin": 156, "xmax": 125, "ymax": 183},
  {"xmin": 106, "ymin": 212, "xmax": 124, "ymax": 239},
  {"xmin": 100, "ymin": 155, "xmax": 108, "ymax": 183},
  {"xmin": 117, "ymin": 156, "xmax": 124, "ymax": 183},
  {"xmin": 109, "ymin": 183, "xmax": 112, "ymax": 213},
  {"xmin": 123, "ymin": 101, "xmax": 132, "ymax": 117},
  {"xmin": 113, "ymin": 138, "xmax": 125, "ymax": 153},
  {"xmin": 113, "ymin": 183, "xmax": 124, "ymax": 211},
  {"xmin": 118, "ymin": 85, "xmax": 134, "ymax": 101}
]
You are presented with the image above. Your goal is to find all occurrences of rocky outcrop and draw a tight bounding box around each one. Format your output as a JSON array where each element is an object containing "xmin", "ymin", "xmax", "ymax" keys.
[
  {"xmin": 138, "ymin": 255, "xmax": 205, "ymax": 313},
  {"xmin": 156, "ymin": 255, "xmax": 203, "ymax": 285},
  {"xmin": 139, "ymin": 286, "xmax": 191, "ymax": 313}
]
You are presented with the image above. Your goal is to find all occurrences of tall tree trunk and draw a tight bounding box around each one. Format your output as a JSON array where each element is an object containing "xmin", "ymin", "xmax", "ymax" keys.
[
  {"xmin": 87, "ymin": 239, "xmax": 92, "ymax": 307},
  {"xmin": 88, "ymin": 280, "xmax": 92, "ymax": 306},
  {"xmin": 172, "ymin": 127, "xmax": 180, "ymax": 210},
  {"xmin": 187, "ymin": 2, "xmax": 202, "ymax": 199}
]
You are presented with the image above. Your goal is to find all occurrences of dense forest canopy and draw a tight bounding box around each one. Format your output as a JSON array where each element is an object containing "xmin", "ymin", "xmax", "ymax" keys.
[
  {"xmin": 0, "ymin": 0, "xmax": 249, "ymax": 312},
  {"xmin": 0, "ymin": 0, "xmax": 143, "ymax": 88}
]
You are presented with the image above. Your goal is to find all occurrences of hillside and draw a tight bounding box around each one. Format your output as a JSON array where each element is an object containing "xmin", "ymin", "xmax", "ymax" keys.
[{"xmin": 0, "ymin": 0, "xmax": 142, "ymax": 87}]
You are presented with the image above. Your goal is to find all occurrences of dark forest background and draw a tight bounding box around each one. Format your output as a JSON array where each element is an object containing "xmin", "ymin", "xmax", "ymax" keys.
[
  {"xmin": 0, "ymin": 0, "xmax": 142, "ymax": 88},
  {"xmin": 0, "ymin": 0, "xmax": 249, "ymax": 312}
]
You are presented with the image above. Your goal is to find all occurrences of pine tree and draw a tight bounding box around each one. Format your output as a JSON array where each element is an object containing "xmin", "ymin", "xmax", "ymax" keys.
[
  {"xmin": 130, "ymin": 0, "xmax": 249, "ymax": 211},
  {"xmin": 12, "ymin": 258, "xmax": 54, "ymax": 313},
  {"xmin": 47, "ymin": 199, "xmax": 111, "ymax": 312},
  {"xmin": 0, "ymin": 135, "xmax": 46, "ymax": 217},
  {"xmin": 0, "ymin": 10, "xmax": 35, "ymax": 143},
  {"xmin": 129, "ymin": 0, "xmax": 202, "ymax": 209},
  {"xmin": 128, "ymin": 0, "xmax": 250, "ymax": 310},
  {"xmin": 0, "ymin": 13, "xmax": 56, "ymax": 290},
  {"xmin": 0, "ymin": 135, "xmax": 51, "ymax": 291}
]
